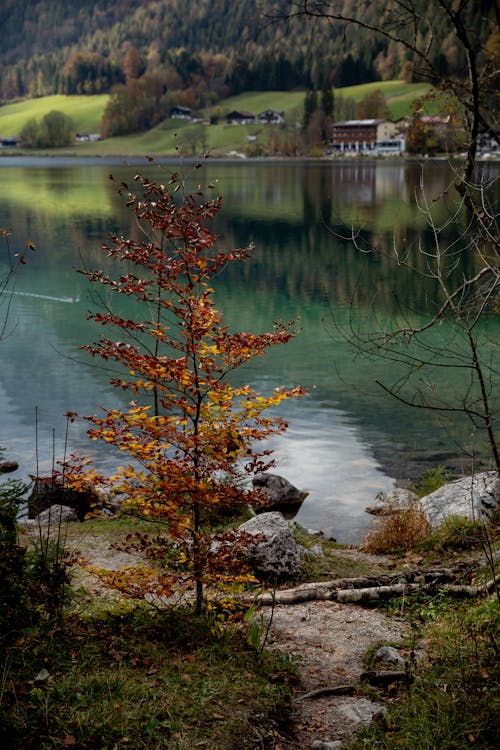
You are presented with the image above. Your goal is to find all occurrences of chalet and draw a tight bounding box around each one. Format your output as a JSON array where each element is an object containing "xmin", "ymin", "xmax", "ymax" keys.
[
  {"xmin": 225, "ymin": 110, "xmax": 255, "ymax": 125},
  {"xmin": 76, "ymin": 133, "xmax": 101, "ymax": 142},
  {"xmin": 257, "ymin": 109, "xmax": 285, "ymax": 125},
  {"xmin": 170, "ymin": 106, "xmax": 193, "ymax": 120},
  {"xmin": 331, "ymin": 119, "xmax": 399, "ymax": 153}
]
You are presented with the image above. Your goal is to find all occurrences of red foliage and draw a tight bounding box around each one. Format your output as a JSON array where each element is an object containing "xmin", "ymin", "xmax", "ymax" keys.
[{"xmin": 72, "ymin": 172, "xmax": 304, "ymax": 611}]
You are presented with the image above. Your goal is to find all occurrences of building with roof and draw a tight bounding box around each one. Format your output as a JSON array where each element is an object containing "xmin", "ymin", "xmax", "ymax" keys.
[
  {"xmin": 257, "ymin": 109, "xmax": 285, "ymax": 125},
  {"xmin": 225, "ymin": 110, "xmax": 255, "ymax": 125},
  {"xmin": 170, "ymin": 106, "xmax": 193, "ymax": 120},
  {"xmin": 331, "ymin": 119, "xmax": 400, "ymax": 154}
]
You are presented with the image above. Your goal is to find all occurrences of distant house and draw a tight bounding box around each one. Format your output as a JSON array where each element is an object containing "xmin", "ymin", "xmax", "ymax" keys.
[
  {"xmin": 331, "ymin": 119, "xmax": 399, "ymax": 153},
  {"xmin": 170, "ymin": 106, "xmax": 193, "ymax": 120},
  {"xmin": 257, "ymin": 109, "xmax": 285, "ymax": 125},
  {"xmin": 76, "ymin": 133, "xmax": 101, "ymax": 142},
  {"xmin": 225, "ymin": 110, "xmax": 255, "ymax": 125}
]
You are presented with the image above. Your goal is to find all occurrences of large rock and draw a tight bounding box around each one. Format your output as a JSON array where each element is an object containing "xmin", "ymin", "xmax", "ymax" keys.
[
  {"xmin": 252, "ymin": 472, "xmax": 308, "ymax": 514},
  {"xmin": 24, "ymin": 504, "xmax": 80, "ymax": 525},
  {"xmin": 0, "ymin": 460, "xmax": 18, "ymax": 474},
  {"xmin": 418, "ymin": 471, "xmax": 499, "ymax": 528},
  {"xmin": 238, "ymin": 511, "xmax": 304, "ymax": 578},
  {"xmin": 28, "ymin": 477, "xmax": 99, "ymax": 521},
  {"xmin": 366, "ymin": 487, "xmax": 418, "ymax": 516}
]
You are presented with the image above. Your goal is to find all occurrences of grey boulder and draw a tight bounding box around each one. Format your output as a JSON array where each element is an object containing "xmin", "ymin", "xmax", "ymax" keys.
[
  {"xmin": 418, "ymin": 471, "xmax": 499, "ymax": 528},
  {"xmin": 24, "ymin": 504, "xmax": 80, "ymax": 525},
  {"xmin": 238, "ymin": 511, "xmax": 304, "ymax": 578}
]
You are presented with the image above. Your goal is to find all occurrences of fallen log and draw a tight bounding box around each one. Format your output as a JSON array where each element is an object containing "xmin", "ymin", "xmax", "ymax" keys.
[
  {"xmin": 243, "ymin": 563, "xmax": 495, "ymax": 606},
  {"xmin": 336, "ymin": 583, "xmax": 420, "ymax": 603},
  {"xmin": 443, "ymin": 575, "xmax": 499, "ymax": 598}
]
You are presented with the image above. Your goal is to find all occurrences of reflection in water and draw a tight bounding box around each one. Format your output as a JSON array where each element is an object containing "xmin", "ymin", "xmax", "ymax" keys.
[
  {"xmin": 0, "ymin": 158, "xmax": 498, "ymax": 542},
  {"xmin": 11, "ymin": 291, "xmax": 80, "ymax": 303}
]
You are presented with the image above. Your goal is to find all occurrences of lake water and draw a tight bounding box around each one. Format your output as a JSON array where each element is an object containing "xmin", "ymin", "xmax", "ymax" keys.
[{"xmin": 0, "ymin": 157, "xmax": 498, "ymax": 542}]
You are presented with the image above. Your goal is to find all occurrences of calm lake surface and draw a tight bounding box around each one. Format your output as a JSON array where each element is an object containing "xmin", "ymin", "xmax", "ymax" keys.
[{"xmin": 0, "ymin": 157, "xmax": 498, "ymax": 542}]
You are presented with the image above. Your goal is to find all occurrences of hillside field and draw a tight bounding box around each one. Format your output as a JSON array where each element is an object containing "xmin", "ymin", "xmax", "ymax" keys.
[{"xmin": 0, "ymin": 81, "xmax": 433, "ymax": 156}]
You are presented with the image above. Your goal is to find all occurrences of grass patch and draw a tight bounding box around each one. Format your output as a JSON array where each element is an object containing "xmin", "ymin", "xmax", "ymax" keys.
[
  {"xmin": 419, "ymin": 514, "xmax": 490, "ymax": 553},
  {"xmin": 291, "ymin": 524, "xmax": 393, "ymax": 581},
  {"xmin": 1, "ymin": 607, "xmax": 297, "ymax": 750},
  {"xmin": 343, "ymin": 596, "xmax": 500, "ymax": 749}
]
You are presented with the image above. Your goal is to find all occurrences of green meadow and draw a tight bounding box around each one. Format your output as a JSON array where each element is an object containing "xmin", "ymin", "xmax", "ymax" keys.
[
  {"xmin": 0, "ymin": 94, "xmax": 108, "ymax": 136},
  {"xmin": 0, "ymin": 81, "xmax": 433, "ymax": 156}
]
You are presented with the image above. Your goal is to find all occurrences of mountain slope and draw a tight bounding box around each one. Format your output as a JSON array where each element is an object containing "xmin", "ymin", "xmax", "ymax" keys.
[{"xmin": 0, "ymin": 0, "xmax": 495, "ymax": 104}]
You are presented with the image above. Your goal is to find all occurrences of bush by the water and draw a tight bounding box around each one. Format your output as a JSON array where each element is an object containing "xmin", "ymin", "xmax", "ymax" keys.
[{"xmin": 362, "ymin": 507, "xmax": 431, "ymax": 554}]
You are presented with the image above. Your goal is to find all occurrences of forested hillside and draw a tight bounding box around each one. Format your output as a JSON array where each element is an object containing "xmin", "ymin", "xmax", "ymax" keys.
[{"xmin": 0, "ymin": 0, "xmax": 495, "ymax": 105}]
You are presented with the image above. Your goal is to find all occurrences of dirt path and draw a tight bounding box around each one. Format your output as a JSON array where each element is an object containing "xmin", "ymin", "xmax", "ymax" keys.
[
  {"xmin": 22, "ymin": 521, "xmax": 410, "ymax": 747},
  {"xmin": 264, "ymin": 599, "xmax": 409, "ymax": 748}
]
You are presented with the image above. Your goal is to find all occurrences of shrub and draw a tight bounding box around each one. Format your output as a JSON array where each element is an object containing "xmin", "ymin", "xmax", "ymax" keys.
[
  {"xmin": 0, "ymin": 476, "xmax": 75, "ymax": 641},
  {"xmin": 411, "ymin": 466, "xmax": 451, "ymax": 497},
  {"xmin": 362, "ymin": 507, "xmax": 431, "ymax": 554},
  {"xmin": 0, "ymin": 479, "xmax": 33, "ymax": 641}
]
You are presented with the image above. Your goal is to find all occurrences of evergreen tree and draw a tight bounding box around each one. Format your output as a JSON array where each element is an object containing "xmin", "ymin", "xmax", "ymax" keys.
[
  {"xmin": 303, "ymin": 89, "xmax": 318, "ymax": 130},
  {"xmin": 321, "ymin": 83, "xmax": 334, "ymax": 119}
]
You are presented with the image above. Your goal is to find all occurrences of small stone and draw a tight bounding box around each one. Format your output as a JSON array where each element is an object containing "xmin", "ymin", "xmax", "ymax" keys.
[
  {"xmin": 306, "ymin": 543, "xmax": 324, "ymax": 558},
  {"xmin": 311, "ymin": 741, "xmax": 343, "ymax": 750},
  {"xmin": 34, "ymin": 668, "xmax": 50, "ymax": 683},
  {"xmin": 372, "ymin": 646, "xmax": 406, "ymax": 668}
]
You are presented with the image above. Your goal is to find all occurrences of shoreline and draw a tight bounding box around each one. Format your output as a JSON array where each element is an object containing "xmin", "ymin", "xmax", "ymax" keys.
[{"xmin": 1, "ymin": 150, "xmax": 494, "ymax": 165}]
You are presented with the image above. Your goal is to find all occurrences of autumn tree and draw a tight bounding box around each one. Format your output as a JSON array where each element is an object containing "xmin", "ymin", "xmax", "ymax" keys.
[
  {"xmin": 355, "ymin": 89, "xmax": 390, "ymax": 119},
  {"xmin": 74, "ymin": 174, "xmax": 303, "ymax": 613},
  {"xmin": 122, "ymin": 45, "xmax": 143, "ymax": 81},
  {"xmin": 101, "ymin": 73, "xmax": 171, "ymax": 137}
]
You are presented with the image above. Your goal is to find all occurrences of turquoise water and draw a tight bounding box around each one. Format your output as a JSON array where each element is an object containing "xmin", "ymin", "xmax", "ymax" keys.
[{"xmin": 0, "ymin": 157, "xmax": 497, "ymax": 541}]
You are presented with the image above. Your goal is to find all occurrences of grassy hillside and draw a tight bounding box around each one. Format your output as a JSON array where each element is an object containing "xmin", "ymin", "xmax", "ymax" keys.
[
  {"xmin": 339, "ymin": 81, "xmax": 433, "ymax": 119},
  {"xmin": 0, "ymin": 82, "xmax": 434, "ymax": 155},
  {"xmin": 0, "ymin": 94, "xmax": 109, "ymax": 135}
]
